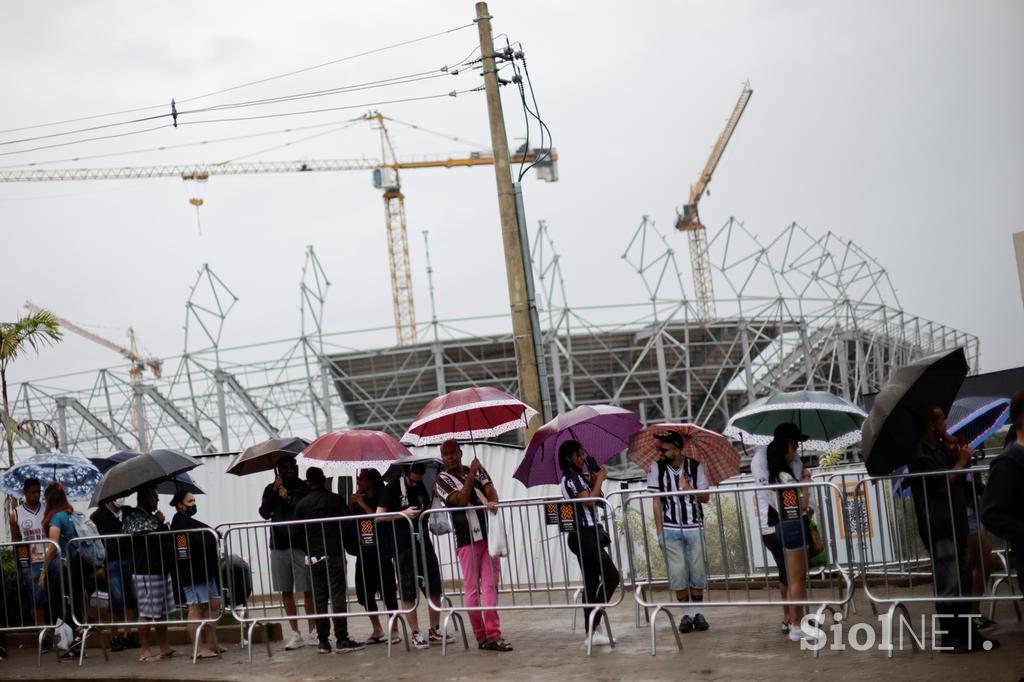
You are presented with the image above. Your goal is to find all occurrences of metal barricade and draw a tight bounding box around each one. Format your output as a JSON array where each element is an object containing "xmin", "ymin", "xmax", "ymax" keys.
[
  {"xmin": 0, "ymin": 538, "xmax": 66, "ymax": 666},
  {"xmin": 66, "ymin": 526, "xmax": 222, "ymax": 666},
  {"xmin": 220, "ymin": 510, "xmax": 418, "ymax": 661},
  {"xmin": 623, "ymin": 481, "xmax": 853, "ymax": 656},
  {"xmin": 419, "ymin": 496, "xmax": 624, "ymax": 656},
  {"xmin": 854, "ymin": 466, "xmax": 1021, "ymax": 657}
]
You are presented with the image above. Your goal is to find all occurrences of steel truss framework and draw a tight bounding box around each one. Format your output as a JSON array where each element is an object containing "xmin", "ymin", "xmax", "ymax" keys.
[{"xmin": 5, "ymin": 220, "xmax": 979, "ymax": 460}]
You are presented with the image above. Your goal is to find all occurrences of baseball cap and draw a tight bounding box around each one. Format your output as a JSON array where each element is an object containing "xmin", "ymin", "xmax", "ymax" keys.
[{"xmin": 773, "ymin": 422, "xmax": 809, "ymax": 442}]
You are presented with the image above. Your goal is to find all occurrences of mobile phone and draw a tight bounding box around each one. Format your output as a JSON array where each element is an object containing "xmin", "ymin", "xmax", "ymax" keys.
[{"xmin": 585, "ymin": 455, "xmax": 600, "ymax": 472}]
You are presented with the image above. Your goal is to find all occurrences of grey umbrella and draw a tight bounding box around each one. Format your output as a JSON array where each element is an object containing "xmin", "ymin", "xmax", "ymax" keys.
[
  {"xmin": 89, "ymin": 449, "xmax": 201, "ymax": 506},
  {"xmin": 90, "ymin": 450, "xmax": 203, "ymax": 495},
  {"xmin": 383, "ymin": 451, "xmax": 443, "ymax": 501},
  {"xmin": 862, "ymin": 347, "xmax": 969, "ymax": 476}
]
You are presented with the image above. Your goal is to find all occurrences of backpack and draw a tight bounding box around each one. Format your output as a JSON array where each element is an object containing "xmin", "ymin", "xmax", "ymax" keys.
[{"xmin": 69, "ymin": 511, "xmax": 107, "ymax": 566}]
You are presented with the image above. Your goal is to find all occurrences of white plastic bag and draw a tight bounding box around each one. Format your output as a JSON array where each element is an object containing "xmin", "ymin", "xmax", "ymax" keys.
[
  {"xmin": 54, "ymin": 619, "xmax": 74, "ymax": 652},
  {"xmin": 487, "ymin": 510, "xmax": 507, "ymax": 558}
]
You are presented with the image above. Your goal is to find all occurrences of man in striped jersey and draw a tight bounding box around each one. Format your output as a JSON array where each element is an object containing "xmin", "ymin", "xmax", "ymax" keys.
[{"xmin": 648, "ymin": 431, "xmax": 710, "ymax": 633}]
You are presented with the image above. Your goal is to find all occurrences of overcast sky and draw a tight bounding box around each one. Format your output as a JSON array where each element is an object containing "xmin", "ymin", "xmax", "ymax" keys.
[{"xmin": 1, "ymin": 0, "xmax": 1021, "ymax": 388}]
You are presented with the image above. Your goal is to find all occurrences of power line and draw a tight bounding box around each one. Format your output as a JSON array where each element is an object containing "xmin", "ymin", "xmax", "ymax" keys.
[{"xmin": 0, "ymin": 22, "xmax": 477, "ymax": 136}]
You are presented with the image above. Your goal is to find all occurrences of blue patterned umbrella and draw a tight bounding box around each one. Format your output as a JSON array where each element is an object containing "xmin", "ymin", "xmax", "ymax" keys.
[
  {"xmin": 947, "ymin": 396, "xmax": 1010, "ymax": 449},
  {"xmin": 0, "ymin": 452, "xmax": 102, "ymax": 501}
]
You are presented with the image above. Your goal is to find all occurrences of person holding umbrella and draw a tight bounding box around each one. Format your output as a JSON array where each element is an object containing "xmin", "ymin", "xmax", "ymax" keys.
[
  {"xmin": 257, "ymin": 456, "xmax": 314, "ymax": 650},
  {"xmin": 558, "ymin": 440, "xmax": 620, "ymax": 646},
  {"xmin": 909, "ymin": 406, "xmax": 998, "ymax": 653},
  {"xmin": 982, "ymin": 390, "xmax": 1024, "ymax": 595},
  {"xmin": 751, "ymin": 423, "xmax": 806, "ymax": 635},
  {"xmin": 90, "ymin": 495, "xmax": 139, "ymax": 651},
  {"xmin": 647, "ymin": 431, "xmax": 710, "ymax": 633},
  {"xmin": 435, "ymin": 439, "xmax": 510, "ymax": 652}
]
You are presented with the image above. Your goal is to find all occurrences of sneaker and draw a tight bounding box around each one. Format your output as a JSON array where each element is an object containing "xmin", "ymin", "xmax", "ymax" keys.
[
  {"xmin": 678, "ymin": 615, "xmax": 694, "ymax": 633},
  {"xmin": 412, "ymin": 631, "xmax": 429, "ymax": 650},
  {"xmin": 317, "ymin": 639, "xmax": 332, "ymax": 654},
  {"xmin": 788, "ymin": 624, "xmax": 813, "ymax": 642},
  {"xmin": 284, "ymin": 631, "xmax": 305, "ymax": 650},
  {"xmin": 780, "ymin": 620, "xmax": 791, "ymax": 633},
  {"xmin": 428, "ymin": 627, "xmax": 454, "ymax": 644},
  {"xmin": 305, "ymin": 632, "xmax": 320, "ymax": 646},
  {"xmin": 693, "ymin": 613, "xmax": 710, "ymax": 631},
  {"xmin": 590, "ymin": 632, "xmax": 612, "ymax": 647},
  {"xmin": 975, "ymin": 616, "xmax": 996, "ymax": 631},
  {"xmin": 333, "ymin": 638, "xmax": 366, "ymax": 654}
]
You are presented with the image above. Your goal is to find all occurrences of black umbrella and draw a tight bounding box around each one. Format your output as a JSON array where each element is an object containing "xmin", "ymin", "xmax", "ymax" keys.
[
  {"xmin": 89, "ymin": 450, "xmax": 203, "ymax": 496},
  {"xmin": 862, "ymin": 347, "xmax": 969, "ymax": 476},
  {"xmin": 89, "ymin": 449, "xmax": 201, "ymax": 507},
  {"xmin": 226, "ymin": 436, "xmax": 310, "ymax": 476},
  {"xmin": 383, "ymin": 451, "xmax": 443, "ymax": 501}
]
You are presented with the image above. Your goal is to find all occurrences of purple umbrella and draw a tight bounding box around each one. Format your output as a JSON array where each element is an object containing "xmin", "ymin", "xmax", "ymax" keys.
[{"xmin": 514, "ymin": 404, "xmax": 642, "ymax": 487}]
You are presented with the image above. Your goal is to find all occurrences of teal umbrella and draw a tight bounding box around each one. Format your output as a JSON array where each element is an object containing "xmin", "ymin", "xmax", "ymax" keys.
[{"xmin": 724, "ymin": 390, "xmax": 867, "ymax": 452}]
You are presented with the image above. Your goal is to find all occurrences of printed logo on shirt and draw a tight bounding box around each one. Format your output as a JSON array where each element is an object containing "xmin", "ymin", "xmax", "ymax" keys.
[{"xmin": 175, "ymin": 533, "xmax": 190, "ymax": 560}]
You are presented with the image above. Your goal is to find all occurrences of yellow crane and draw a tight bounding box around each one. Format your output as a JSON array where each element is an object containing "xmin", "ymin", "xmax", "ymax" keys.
[
  {"xmin": 24, "ymin": 301, "xmax": 160, "ymax": 449},
  {"xmin": 4, "ymin": 112, "xmax": 558, "ymax": 345},
  {"xmin": 676, "ymin": 83, "xmax": 753, "ymax": 320}
]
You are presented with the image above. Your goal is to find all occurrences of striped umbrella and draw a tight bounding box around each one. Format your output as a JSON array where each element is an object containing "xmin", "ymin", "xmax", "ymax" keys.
[
  {"xmin": 627, "ymin": 424, "xmax": 740, "ymax": 485},
  {"xmin": 947, "ymin": 396, "xmax": 1010, "ymax": 449},
  {"xmin": 299, "ymin": 429, "xmax": 409, "ymax": 472}
]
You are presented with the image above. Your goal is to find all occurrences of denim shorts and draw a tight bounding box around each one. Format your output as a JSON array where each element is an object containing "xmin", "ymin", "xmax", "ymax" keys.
[
  {"xmin": 20, "ymin": 562, "xmax": 47, "ymax": 607},
  {"xmin": 106, "ymin": 560, "xmax": 137, "ymax": 613},
  {"xmin": 780, "ymin": 519, "xmax": 807, "ymax": 551},
  {"xmin": 658, "ymin": 526, "xmax": 707, "ymax": 590},
  {"xmin": 183, "ymin": 578, "xmax": 220, "ymax": 605}
]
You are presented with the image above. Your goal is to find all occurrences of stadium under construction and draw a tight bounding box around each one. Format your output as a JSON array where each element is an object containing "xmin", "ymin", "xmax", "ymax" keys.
[{"xmin": 6, "ymin": 216, "xmax": 979, "ymax": 461}]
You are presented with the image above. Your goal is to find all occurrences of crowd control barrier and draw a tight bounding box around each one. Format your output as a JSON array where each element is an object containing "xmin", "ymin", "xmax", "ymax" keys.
[
  {"xmin": 0, "ymin": 538, "xmax": 66, "ymax": 666},
  {"xmin": 622, "ymin": 481, "xmax": 853, "ymax": 656},
  {"xmin": 853, "ymin": 466, "xmax": 1021, "ymax": 658},
  {"xmin": 220, "ymin": 510, "xmax": 419, "ymax": 661},
  {"xmin": 419, "ymin": 496, "xmax": 624, "ymax": 656}
]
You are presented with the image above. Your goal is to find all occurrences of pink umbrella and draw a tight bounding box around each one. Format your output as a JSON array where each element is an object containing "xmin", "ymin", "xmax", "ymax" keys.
[
  {"xmin": 298, "ymin": 429, "xmax": 410, "ymax": 471},
  {"xmin": 400, "ymin": 386, "xmax": 539, "ymax": 446}
]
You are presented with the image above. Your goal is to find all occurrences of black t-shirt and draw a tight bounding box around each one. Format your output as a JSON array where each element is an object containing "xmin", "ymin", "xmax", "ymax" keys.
[
  {"xmin": 908, "ymin": 439, "xmax": 968, "ymax": 544},
  {"xmin": 379, "ymin": 478, "xmax": 431, "ymax": 551}
]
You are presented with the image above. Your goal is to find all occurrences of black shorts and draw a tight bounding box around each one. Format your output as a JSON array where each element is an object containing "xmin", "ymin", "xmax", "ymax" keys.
[
  {"xmin": 761, "ymin": 527, "xmax": 788, "ymax": 586},
  {"xmin": 396, "ymin": 538, "xmax": 442, "ymax": 603}
]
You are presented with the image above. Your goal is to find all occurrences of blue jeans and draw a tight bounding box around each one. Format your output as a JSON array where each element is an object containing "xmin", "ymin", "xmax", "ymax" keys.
[
  {"xmin": 20, "ymin": 563, "xmax": 47, "ymax": 607},
  {"xmin": 658, "ymin": 526, "xmax": 707, "ymax": 591}
]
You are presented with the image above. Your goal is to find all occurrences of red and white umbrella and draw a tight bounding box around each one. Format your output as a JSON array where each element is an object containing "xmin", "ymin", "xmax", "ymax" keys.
[
  {"xmin": 627, "ymin": 423, "xmax": 740, "ymax": 486},
  {"xmin": 298, "ymin": 429, "xmax": 410, "ymax": 471},
  {"xmin": 400, "ymin": 386, "xmax": 538, "ymax": 446}
]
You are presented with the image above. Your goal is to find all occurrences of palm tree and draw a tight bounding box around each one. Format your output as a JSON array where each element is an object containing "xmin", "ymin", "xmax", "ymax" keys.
[{"xmin": 1, "ymin": 309, "xmax": 62, "ymax": 466}]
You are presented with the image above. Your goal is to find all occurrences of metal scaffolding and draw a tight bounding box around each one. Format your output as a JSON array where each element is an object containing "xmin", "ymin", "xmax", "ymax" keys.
[{"xmin": 4, "ymin": 220, "xmax": 979, "ymax": 460}]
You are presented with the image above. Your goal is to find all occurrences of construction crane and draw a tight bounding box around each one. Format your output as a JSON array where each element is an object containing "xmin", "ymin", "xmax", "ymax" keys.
[
  {"xmin": 24, "ymin": 301, "xmax": 161, "ymax": 449},
  {"xmin": 4, "ymin": 112, "xmax": 559, "ymax": 345},
  {"xmin": 675, "ymin": 83, "xmax": 753, "ymax": 320}
]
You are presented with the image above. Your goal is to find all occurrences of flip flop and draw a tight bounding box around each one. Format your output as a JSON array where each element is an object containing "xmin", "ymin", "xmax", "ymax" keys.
[
  {"xmin": 197, "ymin": 651, "xmax": 219, "ymax": 659},
  {"xmin": 139, "ymin": 654, "xmax": 162, "ymax": 662},
  {"xmin": 160, "ymin": 649, "xmax": 181, "ymax": 659}
]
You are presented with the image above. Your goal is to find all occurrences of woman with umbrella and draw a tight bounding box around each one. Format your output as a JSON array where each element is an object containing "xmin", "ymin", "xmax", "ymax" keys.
[
  {"xmin": 765, "ymin": 437, "xmax": 813, "ymax": 643},
  {"xmin": 558, "ymin": 440, "xmax": 619, "ymax": 647}
]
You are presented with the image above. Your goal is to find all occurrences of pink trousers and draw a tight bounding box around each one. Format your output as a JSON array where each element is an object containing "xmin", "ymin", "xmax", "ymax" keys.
[{"xmin": 457, "ymin": 539, "xmax": 502, "ymax": 642}]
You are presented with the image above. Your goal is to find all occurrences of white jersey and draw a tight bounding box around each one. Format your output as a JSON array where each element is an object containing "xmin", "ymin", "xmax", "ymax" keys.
[{"xmin": 15, "ymin": 502, "xmax": 46, "ymax": 563}]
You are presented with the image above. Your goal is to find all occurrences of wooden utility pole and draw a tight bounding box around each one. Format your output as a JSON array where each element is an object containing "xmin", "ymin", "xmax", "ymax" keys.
[{"xmin": 475, "ymin": 2, "xmax": 544, "ymax": 436}]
